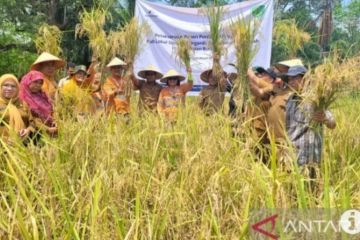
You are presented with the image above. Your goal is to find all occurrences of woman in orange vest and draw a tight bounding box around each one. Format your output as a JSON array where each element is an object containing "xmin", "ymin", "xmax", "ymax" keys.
[
  {"xmin": 102, "ymin": 57, "xmax": 130, "ymax": 115},
  {"xmin": 157, "ymin": 68, "xmax": 193, "ymax": 121}
]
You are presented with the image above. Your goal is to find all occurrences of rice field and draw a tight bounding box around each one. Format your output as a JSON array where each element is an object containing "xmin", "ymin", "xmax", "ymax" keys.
[{"xmin": 0, "ymin": 95, "xmax": 359, "ymax": 239}]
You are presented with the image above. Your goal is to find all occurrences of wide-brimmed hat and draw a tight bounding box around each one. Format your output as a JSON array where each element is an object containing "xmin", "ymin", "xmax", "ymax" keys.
[
  {"xmin": 31, "ymin": 52, "xmax": 65, "ymax": 70},
  {"xmin": 138, "ymin": 65, "xmax": 163, "ymax": 79},
  {"xmin": 160, "ymin": 69, "xmax": 185, "ymax": 83},
  {"xmin": 253, "ymin": 66, "xmax": 277, "ymax": 80},
  {"xmin": 74, "ymin": 65, "xmax": 90, "ymax": 76},
  {"xmin": 106, "ymin": 57, "xmax": 127, "ymax": 68},
  {"xmin": 286, "ymin": 65, "xmax": 308, "ymax": 77},
  {"xmin": 200, "ymin": 69, "xmax": 227, "ymax": 83}
]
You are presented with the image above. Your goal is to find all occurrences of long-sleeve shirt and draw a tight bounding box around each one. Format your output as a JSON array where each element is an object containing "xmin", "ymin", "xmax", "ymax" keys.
[
  {"xmin": 133, "ymin": 80, "xmax": 162, "ymax": 113},
  {"xmin": 286, "ymin": 94, "xmax": 334, "ymax": 165},
  {"xmin": 102, "ymin": 76, "xmax": 130, "ymax": 114}
]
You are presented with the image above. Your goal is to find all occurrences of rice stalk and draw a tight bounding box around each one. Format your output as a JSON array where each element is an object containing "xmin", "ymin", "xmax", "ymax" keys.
[
  {"xmin": 76, "ymin": 8, "xmax": 111, "ymax": 67},
  {"xmin": 273, "ymin": 19, "xmax": 311, "ymax": 59},
  {"xmin": 229, "ymin": 17, "xmax": 259, "ymax": 118},
  {"xmin": 302, "ymin": 52, "xmax": 360, "ymax": 112},
  {"xmin": 34, "ymin": 23, "xmax": 63, "ymax": 56},
  {"xmin": 117, "ymin": 17, "xmax": 151, "ymax": 97},
  {"xmin": 204, "ymin": 3, "xmax": 225, "ymax": 82},
  {"xmin": 176, "ymin": 37, "xmax": 193, "ymax": 70}
]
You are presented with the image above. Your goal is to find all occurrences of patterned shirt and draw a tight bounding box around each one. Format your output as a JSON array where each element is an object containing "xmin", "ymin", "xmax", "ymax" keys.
[{"xmin": 285, "ymin": 94, "xmax": 334, "ymax": 165}]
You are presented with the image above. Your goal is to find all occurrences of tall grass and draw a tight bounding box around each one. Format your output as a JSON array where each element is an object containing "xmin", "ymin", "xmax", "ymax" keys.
[{"xmin": 0, "ymin": 96, "xmax": 359, "ymax": 239}]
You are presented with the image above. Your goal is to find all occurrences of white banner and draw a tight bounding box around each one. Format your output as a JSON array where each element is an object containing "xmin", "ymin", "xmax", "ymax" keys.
[{"xmin": 134, "ymin": 0, "xmax": 274, "ymax": 94}]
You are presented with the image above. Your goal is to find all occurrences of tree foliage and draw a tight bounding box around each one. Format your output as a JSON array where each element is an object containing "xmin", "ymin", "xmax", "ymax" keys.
[{"xmin": 0, "ymin": 0, "xmax": 359, "ymax": 76}]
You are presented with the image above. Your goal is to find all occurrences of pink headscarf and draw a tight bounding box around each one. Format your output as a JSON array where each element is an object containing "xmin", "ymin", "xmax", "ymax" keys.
[{"xmin": 20, "ymin": 70, "xmax": 54, "ymax": 126}]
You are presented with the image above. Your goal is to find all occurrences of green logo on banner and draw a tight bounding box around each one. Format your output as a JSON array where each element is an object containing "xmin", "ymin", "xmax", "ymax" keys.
[{"xmin": 252, "ymin": 5, "xmax": 266, "ymax": 18}]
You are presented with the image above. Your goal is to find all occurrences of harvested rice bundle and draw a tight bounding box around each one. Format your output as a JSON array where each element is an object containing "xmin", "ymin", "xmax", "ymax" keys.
[
  {"xmin": 117, "ymin": 17, "xmax": 150, "ymax": 96},
  {"xmin": 175, "ymin": 37, "xmax": 193, "ymax": 80},
  {"xmin": 76, "ymin": 8, "xmax": 111, "ymax": 68},
  {"xmin": 205, "ymin": 3, "xmax": 225, "ymax": 83},
  {"xmin": 302, "ymin": 53, "xmax": 360, "ymax": 112},
  {"xmin": 229, "ymin": 17, "xmax": 258, "ymax": 116},
  {"xmin": 34, "ymin": 23, "xmax": 63, "ymax": 56}
]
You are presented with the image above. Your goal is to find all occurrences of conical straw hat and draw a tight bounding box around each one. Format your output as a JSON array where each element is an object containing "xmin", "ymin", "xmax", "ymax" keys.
[
  {"xmin": 160, "ymin": 69, "xmax": 185, "ymax": 83},
  {"xmin": 200, "ymin": 69, "xmax": 227, "ymax": 83},
  {"xmin": 106, "ymin": 57, "xmax": 127, "ymax": 68},
  {"xmin": 31, "ymin": 52, "xmax": 65, "ymax": 70},
  {"xmin": 138, "ymin": 65, "xmax": 163, "ymax": 79}
]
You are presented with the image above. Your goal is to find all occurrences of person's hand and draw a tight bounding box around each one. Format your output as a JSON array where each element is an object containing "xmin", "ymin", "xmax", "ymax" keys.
[
  {"xmin": 247, "ymin": 67, "xmax": 254, "ymax": 76},
  {"xmin": 47, "ymin": 127, "xmax": 58, "ymax": 135},
  {"xmin": 91, "ymin": 55, "xmax": 98, "ymax": 63},
  {"xmin": 250, "ymin": 82, "xmax": 263, "ymax": 97},
  {"xmin": 19, "ymin": 128, "xmax": 30, "ymax": 138},
  {"xmin": 247, "ymin": 68, "xmax": 259, "ymax": 85},
  {"xmin": 312, "ymin": 111, "xmax": 326, "ymax": 123}
]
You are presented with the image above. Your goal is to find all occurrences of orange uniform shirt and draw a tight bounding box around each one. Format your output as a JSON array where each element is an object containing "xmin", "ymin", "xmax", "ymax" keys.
[
  {"xmin": 102, "ymin": 76, "xmax": 130, "ymax": 114},
  {"xmin": 157, "ymin": 83, "xmax": 192, "ymax": 120}
]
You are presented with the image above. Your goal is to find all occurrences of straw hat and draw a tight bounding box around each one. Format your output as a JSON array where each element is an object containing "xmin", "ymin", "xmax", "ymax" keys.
[
  {"xmin": 160, "ymin": 69, "xmax": 185, "ymax": 83},
  {"xmin": 31, "ymin": 52, "xmax": 65, "ymax": 70},
  {"xmin": 106, "ymin": 57, "xmax": 127, "ymax": 68},
  {"xmin": 200, "ymin": 69, "xmax": 227, "ymax": 83},
  {"xmin": 275, "ymin": 59, "xmax": 304, "ymax": 68},
  {"xmin": 138, "ymin": 65, "xmax": 163, "ymax": 79}
]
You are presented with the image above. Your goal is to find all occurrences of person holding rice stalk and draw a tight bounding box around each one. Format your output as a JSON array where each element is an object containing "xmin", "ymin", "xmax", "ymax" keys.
[
  {"xmin": 247, "ymin": 66, "xmax": 278, "ymax": 162},
  {"xmin": 102, "ymin": 57, "xmax": 130, "ymax": 116},
  {"xmin": 267, "ymin": 66, "xmax": 336, "ymax": 176},
  {"xmin": 60, "ymin": 65, "xmax": 97, "ymax": 120},
  {"xmin": 19, "ymin": 70, "xmax": 58, "ymax": 137},
  {"xmin": 198, "ymin": 68, "xmax": 227, "ymax": 115},
  {"xmin": 0, "ymin": 74, "xmax": 35, "ymax": 143},
  {"xmin": 157, "ymin": 68, "xmax": 193, "ymax": 121},
  {"xmin": 30, "ymin": 52, "xmax": 65, "ymax": 100},
  {"xmin": 285, "ymin": 66, "xmax": 336, "ymax": 166},
  {"xmin": 133, "ymin": 65, "xmax": 163, "ymax": 114}
]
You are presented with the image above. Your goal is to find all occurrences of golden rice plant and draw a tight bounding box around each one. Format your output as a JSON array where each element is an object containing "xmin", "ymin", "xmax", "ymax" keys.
[
  {"xmin": 175, "ymin": 37, "xmax": 193, "ymax": 81},
  {"xmin": 273, "ymin": 19, "xmax": 311, "ymax": 59},
  {"xmin": 204, "ymin": 3, "xmax": 225, "ymax": 82},
  {"xmin": 302, "ymin": 52, "xmax": 360, "ymax": 111},
  {"xmin": 229, "ymin": 17, "xmax": 258, "ymax": 117},
  {"xmin": 76, "ymin": 7, "xmax": 111, "ymax": 66},
  {"xmin": 117, "ymin": 17, "xmax": 150, "ymax": 96},
  {"xmin": 118, "ymin": 18, "xmax": 150, "ymax": 66},
  {"xmin": 34, "ymin": 23, "xmax": 63, "ymax": 56}
]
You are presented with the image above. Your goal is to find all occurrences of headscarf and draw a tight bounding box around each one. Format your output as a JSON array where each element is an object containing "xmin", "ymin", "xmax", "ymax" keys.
[
  {"xmin": 20, "ymin": 70, "xmax": 54, "ymax": 126},
  {"xmin": 0, "ymin": 74, "xmax": 26, "ymax": 132}
]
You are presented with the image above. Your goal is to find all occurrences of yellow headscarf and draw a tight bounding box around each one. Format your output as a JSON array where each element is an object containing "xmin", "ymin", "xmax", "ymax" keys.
[{"xmin": 0, "ymin": 74, "xmax": 26, "ymax": 133}]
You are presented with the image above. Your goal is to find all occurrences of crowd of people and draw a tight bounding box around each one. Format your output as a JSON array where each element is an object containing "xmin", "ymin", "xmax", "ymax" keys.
[{"xmin": 0, "ymin": 51, "xmax": 336, "ymax": 180}]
